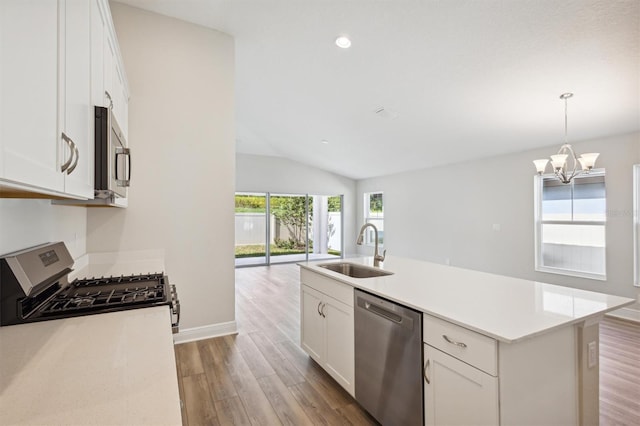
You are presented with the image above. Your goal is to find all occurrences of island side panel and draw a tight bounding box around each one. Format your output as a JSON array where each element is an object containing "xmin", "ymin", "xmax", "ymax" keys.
[
  {"xmin": 498, "ymin": 325, "xmax": 578, "ymax": 425},
  {"xmin": 577, "ymin": 319, "xmax": 600, "ymax": 426}
]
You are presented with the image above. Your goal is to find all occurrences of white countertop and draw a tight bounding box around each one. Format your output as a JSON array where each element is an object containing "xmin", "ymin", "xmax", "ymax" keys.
[
  {"xmin": 0, "ymin": 306, "xmax": 182, "ymax": 426},
  {"xmin": 300, "ymin": 256, "xmax": 635, "ymax": 343}
]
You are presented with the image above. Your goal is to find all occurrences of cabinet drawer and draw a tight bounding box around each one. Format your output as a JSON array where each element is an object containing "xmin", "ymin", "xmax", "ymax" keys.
[
  {"xmin": 300, "ymin": 268, "xmax": 353, "ymax": 307},
  {"xmin": 423, "ymin": 314, "xmax": 497, "ymax": 376}
]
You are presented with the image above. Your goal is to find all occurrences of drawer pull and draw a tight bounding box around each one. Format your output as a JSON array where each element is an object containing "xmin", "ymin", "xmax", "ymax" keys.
[{"xmin": 442, "ymin": 334, "xmax": 467, "ymax": 348}]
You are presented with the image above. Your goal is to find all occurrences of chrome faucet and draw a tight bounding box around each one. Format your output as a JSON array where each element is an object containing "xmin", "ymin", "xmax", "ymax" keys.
[{"xmin": 357, "ymin": 223, "xmax": 386, "ymax": 267}]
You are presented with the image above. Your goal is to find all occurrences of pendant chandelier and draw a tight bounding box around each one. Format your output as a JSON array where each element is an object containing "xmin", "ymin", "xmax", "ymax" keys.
[{"xmin": 533, "ymin": 93, "xmax": 599, "ymax": 184}]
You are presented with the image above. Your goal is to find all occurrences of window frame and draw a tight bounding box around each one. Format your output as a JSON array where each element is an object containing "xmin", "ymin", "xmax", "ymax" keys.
[
  {"xmin": 634, "ymin": 165, "xmax": 640, "ymax": 287},
  {"xmin": 363, "ymin": 191, "xmax": 384, "ymax": 247},
  {"xmin": 534, "ymin": 170, "xmax": 607, "ymax": 281}
]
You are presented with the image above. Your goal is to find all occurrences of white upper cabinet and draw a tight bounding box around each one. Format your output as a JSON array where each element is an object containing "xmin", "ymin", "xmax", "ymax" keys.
[
  {"xmin": 0, "ymin": 0, "xmax": 64, "ymax": 192},
  {"xmin": 0, "ymin": 0, "xmax": 128, "ymax": 199}
]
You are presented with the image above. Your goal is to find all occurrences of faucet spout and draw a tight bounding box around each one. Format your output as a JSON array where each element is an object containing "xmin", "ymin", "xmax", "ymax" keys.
[{"xmin": 356, "ymin": 223, "xmax": 386, "ymax": 267}]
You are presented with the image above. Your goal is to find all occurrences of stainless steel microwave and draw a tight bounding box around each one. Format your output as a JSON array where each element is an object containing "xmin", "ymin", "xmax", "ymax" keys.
[{"xmin": 95, "ymin": 106, "xmax": 130, "ymax": 198}]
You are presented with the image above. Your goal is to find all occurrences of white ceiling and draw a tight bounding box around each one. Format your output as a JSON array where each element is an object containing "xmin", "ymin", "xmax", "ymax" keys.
[{"xmin": 115, "ymin": 0, "xmax": 640, "ymax": 180}]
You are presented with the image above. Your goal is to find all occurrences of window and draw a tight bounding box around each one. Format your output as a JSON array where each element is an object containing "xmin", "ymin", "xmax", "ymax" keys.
[
  {"xmin": 534, "ymin": 171, "xmax": 606, "ymax": 280},
  {"xmin": 363, "ymin": 192, "xmax": 384, "ymax": 246}
]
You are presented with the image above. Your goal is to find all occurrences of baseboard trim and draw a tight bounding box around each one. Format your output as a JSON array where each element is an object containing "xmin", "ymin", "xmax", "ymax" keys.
[
  {"xmin": 606, "ymin": 306, "xmax": 640, "ymax": 324},
  {"xmin": 173, "ymin": 321, "xmax": 238, "ymax": 344}
]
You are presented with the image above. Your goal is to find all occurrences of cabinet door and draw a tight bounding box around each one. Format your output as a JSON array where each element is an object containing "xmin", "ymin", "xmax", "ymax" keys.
[
  {"xmin": 103, "ymin": 28, "xmax": 128, "ymax": 140},
  {"xmin": 324, "ymin": 297, "xmax": 355, "ymax": 395},
  {"xmin": 0, "ymin": 0, "xmax": 63, "ymax": 191},
  {"xmin": 60, "ymin": 0, "xmax": 93, "ymax": 198},
  {"xmin": 104, "ymin": 32, "xmax": 115, "ymax": 109},
  {"xmin": 424, "ymin": 344, "xmax": 499, "ymax": 426},
  {"xmin": 300, "ymin": 285, "xmax": 325, "ymax": 363},
  {"xmin": 112, "ymin": 60, "xmax": 128, "ymax": 138},
  {"xmin": 90, "ymin": 0, "xmax": 107, "ymax": 107}
]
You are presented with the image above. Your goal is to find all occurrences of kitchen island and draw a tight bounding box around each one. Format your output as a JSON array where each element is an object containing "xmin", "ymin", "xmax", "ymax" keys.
[
  {"xmin": 0, "ymin": 306, "xmax": 181, "ymax": 425},
  {"xmin": 299, "ymin": 255, "xmax": 635, "ymax": 425}
]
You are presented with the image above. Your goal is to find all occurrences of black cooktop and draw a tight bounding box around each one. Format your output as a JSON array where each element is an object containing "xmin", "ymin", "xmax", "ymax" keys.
[
  {"xmin": 11, "ymin": 272, "xmax": 171, "ymax": 325},
  {"xmin": 38, "ymin": 273, "xmax": 167, "ymax": 316}
]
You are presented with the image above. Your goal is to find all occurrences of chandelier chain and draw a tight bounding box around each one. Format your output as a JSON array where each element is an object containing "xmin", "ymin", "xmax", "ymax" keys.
[{"xmin": 564, "ymin": 96, "xmax": 568, "ymax": 144}]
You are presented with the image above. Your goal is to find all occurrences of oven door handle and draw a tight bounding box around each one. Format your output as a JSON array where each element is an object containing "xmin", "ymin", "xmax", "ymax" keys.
[{"xmin": 170, "ymin": 284, "xmax": 180, "ymax": 333}]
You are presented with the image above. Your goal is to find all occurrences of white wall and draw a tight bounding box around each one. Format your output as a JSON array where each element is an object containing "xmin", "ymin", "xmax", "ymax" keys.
[
  {"xmin": 0, "ymin": 200, "xmax": 86, "ymax": 259},
  {"xmin": 357, "ymin": 132, "xmax": 640, "ymax": 304},
  {"xmin": 236, "ymin": 153, "xmax": 357, "ymax": 255},
  {"xmin": 87, "ymin": 3, "xmax": 236, "ymax": 331}
]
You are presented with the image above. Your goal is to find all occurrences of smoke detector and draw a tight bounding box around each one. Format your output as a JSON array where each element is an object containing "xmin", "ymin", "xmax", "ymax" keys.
[{"xmin": 374, "ymin": 107, "xmax": 399, "ymax": 120}]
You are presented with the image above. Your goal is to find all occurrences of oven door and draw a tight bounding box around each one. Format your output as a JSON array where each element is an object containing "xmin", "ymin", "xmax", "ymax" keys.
[{"xmin": 109, "ymin": 111, "xmax": 130, "ymax": 198}]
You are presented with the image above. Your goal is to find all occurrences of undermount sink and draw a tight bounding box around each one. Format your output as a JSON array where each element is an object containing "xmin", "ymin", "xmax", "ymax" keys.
[{"xmin": 318, "ymin": 262, "xmax": 394, "ymax": 278}]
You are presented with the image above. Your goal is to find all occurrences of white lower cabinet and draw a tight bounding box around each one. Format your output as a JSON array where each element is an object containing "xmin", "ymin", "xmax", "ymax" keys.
[
  {"xmin": 423, "ymin": 313, "xmax": 579, "ymax": 426},
  {"xmin": 301, "ymin": 285, "xmax": 325, "ymax": 361},
  {"xmin": 323, "ymin": 293, "xmax": 354, "ymax": 389},
  {"xmin": 423, "ymin": 314, "xmax": 499, "ymax": 426},
  {"xmin": 300, "ymin": 269, "xmax": 354, "ymax": 396},
  {"xmin": 424, "ymin": 344, "xmax": 499, "ymax": 426}
]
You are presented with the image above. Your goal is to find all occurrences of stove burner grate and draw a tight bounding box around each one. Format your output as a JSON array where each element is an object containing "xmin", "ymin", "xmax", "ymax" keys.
[
  {"xmin": 73, "ymin": 273, "xmax": 165, "ymax": 288},
  {"xmin": 38, "ymin": 274, "xmax": 167, "ymax": 315}
]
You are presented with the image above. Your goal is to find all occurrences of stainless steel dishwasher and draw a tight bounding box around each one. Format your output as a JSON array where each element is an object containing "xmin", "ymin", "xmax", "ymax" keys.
[{"xmin": 354, "ymin": 289, "xmax": 423, "ymax": 425}]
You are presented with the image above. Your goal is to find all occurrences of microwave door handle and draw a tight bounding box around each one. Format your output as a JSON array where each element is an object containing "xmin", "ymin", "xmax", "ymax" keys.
[
  {"xmin": 125, "ymin": 149, "xmax": 131, "ymax": 186},
  {"xmin": 115, "ymin": 147, "xmax": 131, "ymax": 187}
]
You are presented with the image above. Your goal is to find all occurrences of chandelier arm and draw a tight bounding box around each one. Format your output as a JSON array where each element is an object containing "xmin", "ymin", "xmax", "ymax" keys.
[{"xmin": 565, "ymin": 144, "xmax": 580, "ymax": 182}]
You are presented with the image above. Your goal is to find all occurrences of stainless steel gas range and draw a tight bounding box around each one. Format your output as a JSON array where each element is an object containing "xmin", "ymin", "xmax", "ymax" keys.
[{"xmin": 0, "ymin": 242, "xmax": 180, "ymax": 332}]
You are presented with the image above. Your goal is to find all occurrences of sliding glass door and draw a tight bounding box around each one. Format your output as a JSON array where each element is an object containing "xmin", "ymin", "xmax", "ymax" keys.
[
  {"xmin": 235, "ymin": 192, "xmax": 343, "ymax": 267},
  {"xmin": 270, "ymin": 194, "xmax": 309, "ymax": 264},
  {"xmin": 234, "ymin": 192, "xmax": 268, "ymax": 266}
]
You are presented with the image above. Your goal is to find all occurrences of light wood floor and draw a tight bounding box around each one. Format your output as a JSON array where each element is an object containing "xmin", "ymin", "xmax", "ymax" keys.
[
  {"xmin": 175, "ymin": 264, "xmax": 640, "ymax": 426},
  {"xmin": 599, "ymin": 316, "xmax": 640, "ymax": 425}
]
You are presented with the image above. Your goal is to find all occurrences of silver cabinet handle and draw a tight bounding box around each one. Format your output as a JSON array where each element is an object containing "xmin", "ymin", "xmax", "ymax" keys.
[
  {"xmin": 442, "ymin": 334, "xmax": 467, "ymax": 348},
  {"xmin": 317, "ymin": 301, "xmax": 322, "ymax": 317},
  {"xmin": 321, "ymin": 303, "xmax": 326, "ymax": 318},
  {"xmin": 60, "ymin": 132, "xmax": 74, "ymax": 173},
  {"xmin": 423, "ymin": 358, "xmax": 430, "ymax": 384},
  {"xmin": 105, "ymin": 90, "xmax": 113, "ymax": 110},
  {"xmin": 67, "ymin": 140, "xmax": 79, "ymax": 174}
]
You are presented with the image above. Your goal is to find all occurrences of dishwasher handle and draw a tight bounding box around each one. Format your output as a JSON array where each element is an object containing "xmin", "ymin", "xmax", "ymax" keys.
[
  {"xmin": 364, "ymin": 301, "xmax": 402, "ymax": 323},
  {"xmin": 356, "ymin": 294, "xmax": 415, "ymax": 330}
]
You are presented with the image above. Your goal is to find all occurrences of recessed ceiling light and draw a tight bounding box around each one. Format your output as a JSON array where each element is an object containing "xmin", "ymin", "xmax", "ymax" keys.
[
  {"xmin": 335, "ymin": 36, "xmax": 351, "ymax": 49},
  {"xmin": 321, "ymin": 139, "xmax": 329, "ymax": 144}
]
